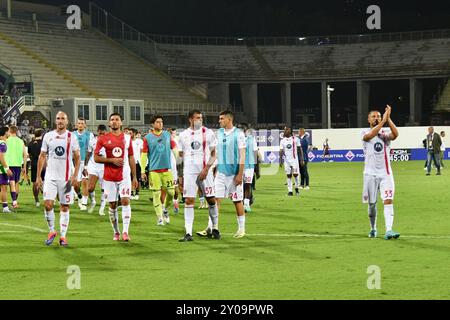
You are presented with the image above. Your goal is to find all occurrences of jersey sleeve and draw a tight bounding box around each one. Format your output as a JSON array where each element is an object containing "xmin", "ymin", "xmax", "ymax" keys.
[
  {"xmin": 177, "ymin": 133, "xmax": 185, "ymax": 153},
  {"xmin": 94, "ymin": 136, "xmax": 104, "ymax": 155},
  {"xmin": 88, "ymin": 138, "xmax": 96, "ymax": 153},
  {"xmin": 41, "ymin": 135, "xmax": 49, "ymax": 153},
  {"xmin": 238, "ymin": 130, "xmax": 246, "ymax": 149},
  {"xmin": 128, "ymin": 137, "xmax": 134, "ymax": 157},
  {"xmin": 361, "ymin": 129, "xmax": 369, "ymax": 141},
  {"xmin": 170, "ymin": 139, "xmax": 177, "ymax": 150},
  {"xmin": 208, "ymin": 129, "xmax": 217, "ymax": 149},
  {"xmin": 253, "ymin": 138, "xmax": 258, "ymax": 151},
  {"xmin": 142, "ymin": 137, "xmax": 149, "ymax": 153},
  {"xmin": 71, "ymin": 134, "xmax": 80, "ymax": 152},
  {"xmin": 0, "ymin": 142, "xmax": 7, "ymax": 153}
]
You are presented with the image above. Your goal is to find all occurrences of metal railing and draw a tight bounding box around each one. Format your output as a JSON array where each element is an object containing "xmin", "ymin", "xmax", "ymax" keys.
[
  {"xmin": 149, "ymin": 29, "xmax": 450, "ymax": 46},
  {"xmin": 165, "ymin": 63, "xmax": 450, "ymax": 81},
  {"xmin": 146, "ymin": 101, "xmax": 232, "ymax": 114}
]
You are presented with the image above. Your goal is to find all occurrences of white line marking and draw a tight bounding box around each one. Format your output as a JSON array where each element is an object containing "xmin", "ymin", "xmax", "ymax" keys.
[{"xmin": 0, "ymin": 223, "xmax": 89, "ymax": 234}]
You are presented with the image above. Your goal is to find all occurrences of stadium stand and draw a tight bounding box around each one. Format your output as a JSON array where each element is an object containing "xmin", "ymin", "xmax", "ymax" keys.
[
  {"xmin": 156, "ymin": 37, "xmax": 450, "ymax": 81},
  {"xmin": 0, "ymin": 15, "xmax": 224, "ymax": 115}
]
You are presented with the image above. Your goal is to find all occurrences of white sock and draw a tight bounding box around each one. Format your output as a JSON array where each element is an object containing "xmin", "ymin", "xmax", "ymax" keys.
[
  {"xmin": 89, "ymin": 192, "xmax": 96, "ymax": 202},
  {"xmin": 237, "ymin": 215, "xmax": 246, "ymax": 231},
  {"xmin": 207, "ymin": 216, "xmax": 213, "ymax": 230},
  {"xmin": 121, "ymin": 205, "xmax": 131, "ymax": 234},
  {"xmin": 184, "ymin": 205, "xmax": 194, "ymax": 236},
  {"xmin": 244, "ymin": 199, "xmax": 250, "ymax": 207},
  {"xmin": 208, "ymin": 204, "xmax": 219, "ymax": 229},
  {"xmin": 82, "ymin": 196, "xmax": 88, "ymax": 206},
  {"xmin": 45, "ymin": 209, "xmax": 55, "ymax": 232},
  {"xmin": 100, "ymin": 192, "xmax": 106, "ymax": 209},
  {"xmin": 294, "ymin": 176, "xmax": 300, "ymax": 188},
  {"xmin": 109, "ymin": 208, "xmax": 120, "ymax": 234},
  {"xmin": 384, "ymin": 204, "xmax": 394, "ymax": 232},
  {"xmin": 60, "ymin": 211, "xmax": 70, "ymax": 238},
  {"xmin": 287, "ymin": 178, "xmax": 293, "ymax": 192}
]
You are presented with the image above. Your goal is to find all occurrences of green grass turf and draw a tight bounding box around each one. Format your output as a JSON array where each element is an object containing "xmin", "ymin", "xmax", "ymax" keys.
[{"xmin": 0, "ymin": 161, "xmax": 449, "ymax": 300}]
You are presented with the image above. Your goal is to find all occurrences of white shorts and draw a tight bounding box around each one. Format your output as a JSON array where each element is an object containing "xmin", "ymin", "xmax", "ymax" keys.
[
  {"xmin": 88, "ymin": 165, "xmax": 104, "ymax": 188},
  {"xmin": 170, "ymin": 168, "xmax": 178, "ymax": 186},
  {"xmin": 183, "ymin": 172, "xmax": 215, "ymax": 199},
  {"xmin": 76, "ymin": 165, "xmax": 89, "ymax": 182},
  {"xmin": 214, "ymin": 172, "xmax": 244, "ymax": 202},
  {"xmin": 362, "ymin": 174, "xmax": 395, "ymax": 204},
  {"xmin": 43, "ymin": 180, "xmax": 74, "ymax": 205},
  {"xmin": 104, "ymin": 179, "xmax": 132, "ymax": 203},
  {"xmin": 244, "ymin": 168, "xmax": 254, "ymax": 184},
  {"xmin": 284, "ymin": 159, "xmax": 300, "ymax": 175}
]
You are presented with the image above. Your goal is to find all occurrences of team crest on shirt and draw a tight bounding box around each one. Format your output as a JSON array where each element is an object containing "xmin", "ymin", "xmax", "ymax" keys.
[
  {"xmin": 374, "ymin": 142, "xmax": 383, "ymax": 152},
  {"xmin": 55, "ymin": 146, "xmax": 65, "ymax": 156},
  {"xmin": 191, "ymin": 141, "xmax": 201, "ymax": 150},
  {"xmin": 286, "ymin": 144, "xmax": 292, "ymax": 149},
  {"xmin": 112, "ymin": 147, "xmax": 123, "ymax": 157}
]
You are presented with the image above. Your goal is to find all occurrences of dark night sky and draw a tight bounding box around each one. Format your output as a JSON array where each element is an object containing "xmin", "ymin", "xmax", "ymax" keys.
[{"xmin": 17, "ymin": 0, "xmax": 450, "ymax": 36}]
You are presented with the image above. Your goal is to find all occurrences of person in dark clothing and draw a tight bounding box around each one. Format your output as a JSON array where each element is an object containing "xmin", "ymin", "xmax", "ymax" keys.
[
  {"xmin": 28, "ymin": 129, "xmax": 45, "ymax": 206},
  {"xmin": 426, "ymin": 126, "xmax": 442, "ymax": 176},
  {"xmin": 298, "ymin": 128, "xmax": 310, "ymax": 190}
]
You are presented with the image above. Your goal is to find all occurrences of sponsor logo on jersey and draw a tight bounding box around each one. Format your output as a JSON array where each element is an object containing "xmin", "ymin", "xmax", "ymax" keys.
[
  {"xmin": 112, "ymin": 147, "xmax": 123, "ymax": 157},
  {"xmin": 55, "ymin": 146, "xmax": 65, "ymax": 157},
  {"xmin": 374, "ymin": 142, "xmax": 383, "ymax": 152},
  {"xmin": 191, "ymin": 141, "xmax": 201, "ymax": 150}
]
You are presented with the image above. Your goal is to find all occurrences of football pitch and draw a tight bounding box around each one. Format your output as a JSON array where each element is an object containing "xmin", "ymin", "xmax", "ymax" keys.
[{"xmin": 0, "ymin": 161, "xmax": 449, "ymax": 300}]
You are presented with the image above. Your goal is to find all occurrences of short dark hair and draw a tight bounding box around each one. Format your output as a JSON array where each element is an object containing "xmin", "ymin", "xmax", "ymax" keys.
[
  {"xmin": 0, "ymin": 127, "xmax": 9, "ymax": 136},
  {"xmin": 109, "ymin": 113, "xmax": 122, "ymax": 121},
  {"xmin": 188, "ymin": 110, "xmax": 202, "ymax": 119},
  {"xmin": 151, "ymin": 115, "xmax": 164, "ymax": 124},
  {"xmin": 34, "ymin": 128, "xmax": 44, "ymax": 138},
  {"xmin": 77, "ymin": 117, "xmax": 86, "ymax": 123},
  {"xmin": 131, "ymin": 128, "xmax": 138, "ymax": 135},
  {"xmin": 220, "ymin": 110, "xmax": 234, "ymax": 119},
  {"xmin": 97, "ymin": 124, "xmax": 107, "ymax": 132}
]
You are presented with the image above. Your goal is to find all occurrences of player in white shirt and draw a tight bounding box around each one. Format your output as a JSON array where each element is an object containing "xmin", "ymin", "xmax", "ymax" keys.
[
  {"xmin": 178, "ymin": 110, "xmax": 219, "ymax": 242},
  {"xmin": 36, "ymin": 112, "xmax": 81, "ymax": 247},
  {"xmin": 203, "ymin": 110, "xmax": 247, "ymax": 238},
  {"xmin": 238, "ymin": 123, "xmax": 259, "ymax": 213},
  {"xmin": 362, "ymin": 105, "xmax": 400, "ymax": 240},
  {"xmin": 87, "ymin": 125, "xmax": 107, "ymax": 215},
  {"xmin": 130, "ymin": 129, "xmax": 143, "ymax": 200},
  {"xmin": 280, "ymin": 127, "xmax": 301, "ymax": 196},
  {"xmin": 167, "ymin": 128, "xmax": 181, "ymax": 214}
]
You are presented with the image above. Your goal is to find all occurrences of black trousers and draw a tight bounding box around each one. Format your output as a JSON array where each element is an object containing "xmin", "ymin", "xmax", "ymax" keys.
[{"xmin": 300, "ymin": 162, "xmax": 309, "ymax": 187}]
